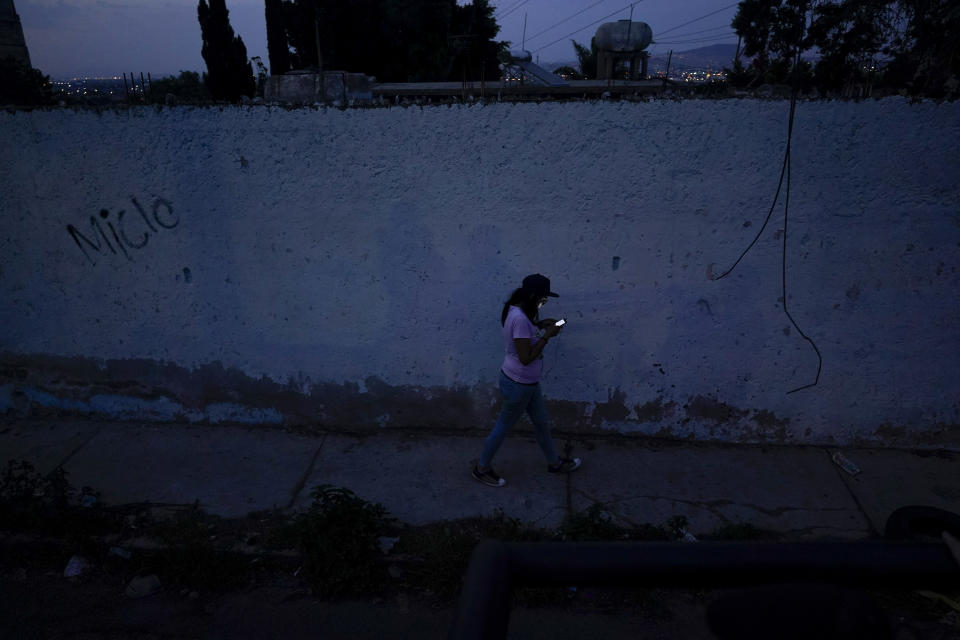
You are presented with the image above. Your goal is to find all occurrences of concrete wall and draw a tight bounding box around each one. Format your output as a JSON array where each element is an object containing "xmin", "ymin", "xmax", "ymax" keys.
[{"xmin": 1, "ymin": 99, "xmax": 959, "ymax": 447}]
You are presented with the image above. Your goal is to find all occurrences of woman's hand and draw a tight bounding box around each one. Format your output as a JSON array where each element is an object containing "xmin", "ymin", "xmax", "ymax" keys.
[
  {"xmin": 543, "ymin": 321, "xmax": 563, "ymax": 339},
  {"xmin": 538, "ymin": 318, "xmax": 557, "ymax": 329}
]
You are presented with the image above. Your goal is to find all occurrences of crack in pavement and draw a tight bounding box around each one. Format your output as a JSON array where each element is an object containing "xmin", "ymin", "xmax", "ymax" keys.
[
  {"xmin": 574, "ymin": 488, "xmax": 859, "ymax": 528},
  {"xmin": 52, "ymin": 425, "xmax": 102, "ymax": 473},
  {"xmin": 823, "ymin": 448, "xmax": 880, "ymax": 537},
  {"xmin": 285, "ymin": 432, "xmax": 326, "ymax": 511}
]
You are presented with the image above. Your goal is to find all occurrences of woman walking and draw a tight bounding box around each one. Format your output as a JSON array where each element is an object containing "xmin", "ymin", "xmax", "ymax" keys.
[{"xmin": 473, "ymin": 273, "xmax": 582, "ymax": 487}]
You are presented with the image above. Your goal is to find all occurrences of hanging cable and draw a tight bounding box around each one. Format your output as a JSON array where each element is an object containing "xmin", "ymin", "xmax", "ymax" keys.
[
  {"xmin": 712, "ymin": 39, "xmax": 822, "ymax": 393},
  {"xmin": 780, "ymin": 51, "xmax": 822, "ymax": 394}
]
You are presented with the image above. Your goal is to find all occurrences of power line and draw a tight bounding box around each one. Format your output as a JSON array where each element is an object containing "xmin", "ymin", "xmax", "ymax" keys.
[
  {"xmin": 498, "ymin": 0, "xmax": 533, "ymax": 21},
  {"xmin": 524, "ymin": 0, "xmax": 611, "ymax": 45},
  {"xmin": 663, "ymin": 24, "xmax": 734, "ymax": 39},
  {"xmin": 656, "ymin": 34, "xmax": 737, "ymax": 46},
  {"xmin": 495, "ymin": 0, "xmax": 526, "ymax": 17},
  {"xmin": 531, "ymin": 1, "xmax": 638, "ymax": 53},
  {"xmin": 657, "ymin": 2, "xmax": 740, "ymax": 37}
]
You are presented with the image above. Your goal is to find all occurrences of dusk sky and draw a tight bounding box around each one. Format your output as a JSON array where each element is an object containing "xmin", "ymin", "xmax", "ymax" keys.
[{"xmin": 17, "ymin": 0, "xmax": 740, "ymax": 79}]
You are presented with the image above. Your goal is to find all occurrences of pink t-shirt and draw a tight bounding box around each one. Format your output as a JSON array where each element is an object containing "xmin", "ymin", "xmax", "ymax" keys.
[{"xmin": 501, "ymin": 305, "xmax": 544, "ymax": 384}]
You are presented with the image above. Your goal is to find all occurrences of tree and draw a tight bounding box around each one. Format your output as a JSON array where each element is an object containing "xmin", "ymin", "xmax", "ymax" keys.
[
  {"xmin": 379, "ymin": 0, "xmax": 451, "ymax": 81},
  {"xmin": 265, "ymin": 0, "xmax": 290, "ymax": 74},
  {"xmin": 552, "ymin": 65, "xmax": 581, "ymax": 80},
  {"xmin": 446, "ymin": 0, "xmax": 505, "ymax": 81},
  {"xmin": 0, "ymin": 57, "xmax": 52, "ymax": 105},
  {"xmin": 572, "ymin": 37, "xmax": 598, "ymax": 79},
  {"xmin": 278, "ymin": 0, "xmax": 503, "ymax": 82},
  {"xmin": 884, "ymin": 0, "xmax": 960, "ymax": 97},
  {"xmin": 730, "ymin": 0, "xmax": 960, "ymax": 96},
  {"xmin": 731, "ymin": 0, "xmax": 813, "ymax": 85},
  {"xmin": 807, "ymin": 0, "xmax": 896, "ymax": 93},
  {"xmin": 148, "ymin": 71, "xmax": 212, "ymax": 104},
  {"xmin": 198, "ymin": 0, "xmax": 256, "ymax": 100}
]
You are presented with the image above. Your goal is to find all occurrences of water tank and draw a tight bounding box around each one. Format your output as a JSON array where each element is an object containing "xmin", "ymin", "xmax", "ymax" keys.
[
  {"xmin": 594, "ymin": 20, "xmax": 653, "ymax": 52},
  {"xmin": 498, "ymin": 49, "xmax": 533, "ymax": 64}
]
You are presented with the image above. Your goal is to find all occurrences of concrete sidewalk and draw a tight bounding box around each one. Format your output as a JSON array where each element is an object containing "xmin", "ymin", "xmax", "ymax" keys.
[{"xmin": 2, "ymin": 419, "xmax": 958, "ymax": 538}]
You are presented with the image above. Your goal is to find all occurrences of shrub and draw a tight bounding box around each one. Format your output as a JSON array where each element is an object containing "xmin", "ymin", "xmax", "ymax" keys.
[{"xmin": 291, "ymin": 485, "xmax": 391, "ymax": 596}]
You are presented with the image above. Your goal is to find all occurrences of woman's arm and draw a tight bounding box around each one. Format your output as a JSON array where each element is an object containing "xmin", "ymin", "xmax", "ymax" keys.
[{"xmin": 513, "ymin": 323, "xmax": 562, "ymax": 365}]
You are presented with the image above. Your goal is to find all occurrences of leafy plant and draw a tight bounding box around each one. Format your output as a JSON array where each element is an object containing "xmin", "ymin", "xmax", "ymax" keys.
[
  {"xmin": 291, "ymin": 485, "xmax": 391, "ymax": 596},
  {"xmin": 0, "ymin": 57, "xmax": 53, "ymax": 106},
  {"xmin": 572, "ymin": 37, "xmax": 598, "ymax": 79}
]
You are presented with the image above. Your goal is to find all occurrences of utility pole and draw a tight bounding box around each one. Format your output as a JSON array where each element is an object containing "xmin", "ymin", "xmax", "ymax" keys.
[
  {"xmin": 313, "ymin": 1, "xmax": 323, "ymax": 101},
  {"xmin": 314, "ymin": 11, "xmax": 323, "ymax": 72},
  {"xmin": 521, "ymin": 13, "xmax": 527, "ymax": 50}
]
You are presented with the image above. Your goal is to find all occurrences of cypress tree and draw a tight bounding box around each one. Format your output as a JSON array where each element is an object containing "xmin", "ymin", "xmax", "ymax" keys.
[
  {"xmin": 198, "ymin": 0, "xmax": 256, "ymax": 100},
  {"xmin": 265, "ymin": 0, "xmax": 290, "ymax": 75}
]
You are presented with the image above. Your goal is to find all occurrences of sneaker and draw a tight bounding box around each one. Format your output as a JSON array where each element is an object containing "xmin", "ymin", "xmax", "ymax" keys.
[
  {"xmin": 472, "ymin": 465, "xmax": 506, "ymax": 487},
  {"xmin": 548, "ymin": 457, "xmax": 582, "ymax": 474}
]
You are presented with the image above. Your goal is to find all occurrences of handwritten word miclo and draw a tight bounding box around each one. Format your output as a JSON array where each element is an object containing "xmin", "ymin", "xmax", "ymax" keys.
[{"xmin": 66, "ymin": 197, "xmax": 177, "ymax": 265}]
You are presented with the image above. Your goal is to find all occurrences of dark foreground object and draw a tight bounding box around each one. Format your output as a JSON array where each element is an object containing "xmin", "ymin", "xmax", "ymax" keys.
[{"xmin": 449, "ymin": 540, "xmax": 959, "ymax": 640}]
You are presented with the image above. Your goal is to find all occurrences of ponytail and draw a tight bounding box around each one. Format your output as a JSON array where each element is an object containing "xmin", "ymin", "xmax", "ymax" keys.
[{"xmin": 501, "ymin": 287, "xmax": 538, "ymax": 326}]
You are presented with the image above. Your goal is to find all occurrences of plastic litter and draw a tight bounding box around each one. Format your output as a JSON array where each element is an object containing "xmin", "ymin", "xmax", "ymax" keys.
[
  {"xmin": 679, "ymin": 529, "xmax": 698, "ymax": 543},
  {"xmin": 832, "ymin": 452, "xmax": 861, "ymax": 476},
  {"xmin": 63, "ymin": 555, "xmax": 91, "ymax": 578},
  {"xmin": 125, "ymin": 574, "xmax": 161, "ymax": 598},
  {"xmin": 109, "ymin": 546, "xmax": 132, "ymax": 559},
  {"xmin": 378, "ymin": 536, "xmax": 399, "ymax": 554}
]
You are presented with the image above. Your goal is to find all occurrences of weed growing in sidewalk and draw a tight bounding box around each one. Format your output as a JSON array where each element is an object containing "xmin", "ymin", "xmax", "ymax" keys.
[
  {"xmin": 145, "ymin": 504, "xmax": 269, "ymax": 591},
  {"xmin": 289, "ymin": 485, "xmax": 392, "ymax": 597},
  {"xmin": 557, "ymin": 504, "xmax": 685, "ymax": 542},
  {"xmin": 0, "ymin": 459, "xmax": 116, "ymax": 537}
]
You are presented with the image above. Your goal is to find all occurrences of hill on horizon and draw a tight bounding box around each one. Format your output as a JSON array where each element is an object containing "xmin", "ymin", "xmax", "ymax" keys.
[{"xmin": 545, "ymin": 43, "xmax": 742, "ymax": 75}]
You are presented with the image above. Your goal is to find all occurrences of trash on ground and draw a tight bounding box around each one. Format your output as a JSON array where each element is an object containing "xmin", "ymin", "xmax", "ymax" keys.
[
  {"xmin": 125, "ymin": 574, "xmax": 161, "ymax": 599},
  {"xmin": 379, "ymin": 536, "xmax": 399, "ymax": 554},
  {"xmin": 80, "ymin": 490, "xmax": 97, "ymax": 508},
  {"xmin": 108, "ymin": 546, "xmax": 131, "ymax": 559},
  {"xmin": 63, "ymin": 555, "xmax": 91, "ymax": 578},
  {"xmin": 832, "ymin": 452, "xmax": 861, "ymax": 476}
]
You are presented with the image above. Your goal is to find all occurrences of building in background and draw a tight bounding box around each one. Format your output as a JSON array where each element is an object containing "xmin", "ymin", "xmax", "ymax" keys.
[{"xmin": 0, "ymin": 0, "xmax": 30, "ymax": 67}]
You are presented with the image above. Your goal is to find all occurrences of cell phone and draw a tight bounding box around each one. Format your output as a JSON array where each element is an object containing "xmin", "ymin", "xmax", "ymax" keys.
[{"xmin": 555, "ymin": 318, "xmax": 566, "ymax": 326}]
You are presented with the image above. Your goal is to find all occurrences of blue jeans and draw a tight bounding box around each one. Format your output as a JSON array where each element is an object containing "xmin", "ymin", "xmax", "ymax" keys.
[{"xmin": 479, "ymin": 370, "xmax": 559, "ymax": 468}]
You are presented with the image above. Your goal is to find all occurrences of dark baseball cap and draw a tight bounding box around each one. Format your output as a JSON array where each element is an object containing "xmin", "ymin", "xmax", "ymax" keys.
[{"xmin": 522, "ymin": 273, "xmax": 559, "ymax": 297}]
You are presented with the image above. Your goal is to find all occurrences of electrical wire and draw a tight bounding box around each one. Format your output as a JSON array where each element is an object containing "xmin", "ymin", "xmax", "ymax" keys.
[
  {"xmin": 494, "ymin": 0, "xmax": 526, "ymax": 18},
  {"xmin": 524, "ymin": 0, "xmax": 611, "ymax": 45},
  {"xmin": 531, "ymin": 1, "xmax": 638, "ymax": 53},
  {"xmin": 532, "ymin": 1, "xmax": 741, "ymax": 54},
  {"xmin": 660, "ymin": 23, "xmax": 736, "ymax": 39},
  {"xmin": 655, "ymin": 34, "xmax": 737, "ymax": 45},
  {"xmin": 656, "ymin": 2, "xmax": 741, "ymax": 37},
  {"xmin": 711, "ymin": 43, "xmax": 822, "ymax": 394},
  {"xmin": 498, "ymin": 0, "xmax": 533, "ymax": 21}
]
